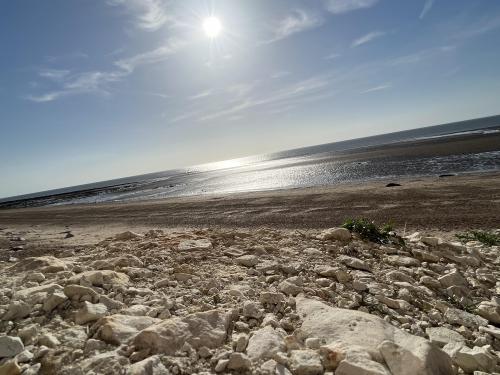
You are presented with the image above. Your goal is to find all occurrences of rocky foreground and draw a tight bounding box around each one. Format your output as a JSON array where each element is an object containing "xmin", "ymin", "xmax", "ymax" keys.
[{"xmin": 0, "ymin": 227, "xmax": 499, "ymax": 375}]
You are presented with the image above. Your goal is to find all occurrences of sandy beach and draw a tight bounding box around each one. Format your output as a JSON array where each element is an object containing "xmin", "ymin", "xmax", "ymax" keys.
[{"xmin": 1, "ymin": 173, "xmax": 499, "ymax": 238}]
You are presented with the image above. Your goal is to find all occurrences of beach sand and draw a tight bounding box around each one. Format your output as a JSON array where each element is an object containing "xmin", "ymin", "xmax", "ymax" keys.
[{"xmin": 0, "ymin": 172, "xmax": 499, "ymax": 238}]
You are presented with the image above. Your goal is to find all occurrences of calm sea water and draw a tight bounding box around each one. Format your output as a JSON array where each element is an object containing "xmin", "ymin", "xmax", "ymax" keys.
[{"xmin": 1, "ymin": 115, "xmax": 500, "ymax": 208}]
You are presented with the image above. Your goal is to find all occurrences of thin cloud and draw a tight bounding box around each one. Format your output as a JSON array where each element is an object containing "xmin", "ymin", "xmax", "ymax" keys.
[
  {"xmin": 360, "ymin": 83, "xmax": 391, "ymax": 94},
  {"xmin": 115, "ymin": 37, "xmax": 187, "ymax": 72},
  {"xmin": 387, "ymin": 46, "xmax": 455, "ymax": 66},
  {"xmin": 199, "ymin": 76, "xmax": 331, "ymax": 121},
  {"xmin": 325, "ymin": 0, "xmax": 379, "ymax": 14},
  {"xmin": 38, "ymin": 69, "xmax": 70, "ymax": 81},
  {"xmin": 324, "ymin": 52, "xmax": 341, "ymax": 60},
  {"xmin": 263, "ymin": 10, "xmax": 323, "ymax": 44},
  {"xmin": 351, "ymin": 31, "xmax": 386, "ymax": 47},
  {"xmin": 454, "ymin": 14, "xmax": 500, "ymax": 39},
  {"xmin": 27, "ymin": 38, "xmax": 188, "ymax": 102},
  {"xmin": 271, "ymin": 71, "xmax": 291, "ymax": 79},
  {"xmin": 189, "ymin": 90, "xmax": 213, "ymax": 100},
  {"xmin": 419, "ymin": 0, "xmax": 434, "ymax": 20},
  {"xmin": 26, "ymin": 91, "xmax": 68, "ymax": 103},
  {"xmin": 107, "ymin": 0, "xmax": 169, "ymax": 31}
]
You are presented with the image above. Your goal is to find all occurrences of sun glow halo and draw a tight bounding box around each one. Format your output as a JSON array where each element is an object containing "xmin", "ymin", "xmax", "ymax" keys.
[{"xmin": 203, "ymin": 17, "xmax": 222, "ymax": 38}]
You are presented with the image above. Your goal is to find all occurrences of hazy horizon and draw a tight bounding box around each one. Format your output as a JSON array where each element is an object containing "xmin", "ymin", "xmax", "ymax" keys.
[
  {"xmin": 1, "ymin": 113, "xmax": 498, "ymax": 201},
  {"xmin": 2, "ymin": 0, "xmax": 500, "ymax": 198}
]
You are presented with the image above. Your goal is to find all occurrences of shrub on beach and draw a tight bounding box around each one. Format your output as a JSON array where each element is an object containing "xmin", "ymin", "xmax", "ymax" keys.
[
  {"xmin": 341, "ymin": 218, "xmax": 400, "ymax": 244},
  {"xmin": 455, "ymin": 230, "xmax": 500, "ymax": 246}
]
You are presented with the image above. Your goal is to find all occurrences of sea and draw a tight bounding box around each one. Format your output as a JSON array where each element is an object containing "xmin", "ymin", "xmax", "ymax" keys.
[{"xmin": 1, "ymin": 115, "xmax": 500, "ymax": 209}]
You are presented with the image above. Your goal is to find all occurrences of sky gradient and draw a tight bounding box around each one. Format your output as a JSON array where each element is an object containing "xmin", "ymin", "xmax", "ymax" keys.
[{"xmin": 1, "ymin": 0, "xmax": 500, "ymax": 198}]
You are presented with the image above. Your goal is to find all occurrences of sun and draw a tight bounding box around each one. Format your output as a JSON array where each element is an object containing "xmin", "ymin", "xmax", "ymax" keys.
[{"xmin": 203, "ymin": 17, "xmax": 222, "ymax": 39}]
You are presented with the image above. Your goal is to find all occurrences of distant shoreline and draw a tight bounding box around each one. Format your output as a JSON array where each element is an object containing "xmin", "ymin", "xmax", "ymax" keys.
[
  {"xmin": 2, "ymin": 129, "xmax": 500, "ymax": 210},
  {"xmin": 1, "ymin": 172, "xmax": 499, "ymax": 232}
]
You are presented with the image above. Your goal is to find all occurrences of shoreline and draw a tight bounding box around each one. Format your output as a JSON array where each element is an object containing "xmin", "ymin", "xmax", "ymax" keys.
[{"xmin": 1, "ymin": 172, "xmax": 499, "ymax": 234}]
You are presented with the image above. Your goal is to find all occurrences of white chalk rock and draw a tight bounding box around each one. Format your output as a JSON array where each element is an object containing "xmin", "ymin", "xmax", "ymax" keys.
[
  {"xmin": 75, "ymin": 302, "xmax": 108, "ymax": 324},
  {"xmin": 425, "ymin": 327, "xmax": 466, "ymax": 347},
  {"xmin": 178, "ymin": 239, "xmax": 212, "ymax": 251},
  {"xmin": 476, "ymin": 300, "xmax": 500, "ymax": 324},
  {"xmin": 97, "ymin": 314, "xmax": 161, "ymax": 345},
  {"xmin": 0, "ymin": 336, "xmax": 24, "ymax": 358},
  {"xmin": 246, "ymin": 326, "xmax": 285, "ymax": 361},
  {"xmin": 289, "ymin": 350, "xmax": 323, "ymax": 375},
  {"xmin": 68, "ymin": 270, "xmax": 129, "ymax": 287},
  {"xmin": 235, "ymin": 255, "xmax": 259, "ymax": 267},
  {"xmin": 127, "ymin": 355, "xmax": 167, "ymax": 375},
  {"xmin": 133, "ymin": 309, "xmax": 232, "ymax": 354},
  {"xmin": 296, "ymin": 296, "xmax": 454, "ymax": 375},
  {"xmin": 319, "ymin": 227, "xmax": 351, "ymax": 241},
  {"xmin": 443, "ymin": 342, "xmax": 497, "ymax": 373}
]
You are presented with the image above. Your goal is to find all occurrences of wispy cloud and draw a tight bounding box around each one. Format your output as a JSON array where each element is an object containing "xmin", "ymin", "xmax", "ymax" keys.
[
  {"xmin": 199, "ymin": 76, "xmax": 331, "ymax": 121},
  {"xmin": 38, "ymin": 69, "xmax": 71, "ymax": 81},
  {"xmin": 189, "ymin": 90, "xmax": 213, "ymax": 100},
  {"xmin": 44, "ymin": 51, "xmax": 88, "ymax": 63},
  {"xmin": 325, "ymin": 0, "xmax": 379, "ymax": 14},
  {"xmin": 419, "ymin": 0, "xmax": 434, "ymax": 20},
  {"xmin": 27, "ymin": 38, "xmax": 188, "ymax": 102},
  {"xmin": 454, "ymin": 14, "xmax": 500, "ymax": 39},
  {"xmin": 263, "ymin": 10, "xmax": 323, "ymax": 44},
  {"xmin": 351, "ymin": 30, "xmax": 386, "ymax": 47},
  {"xmin": 271, "ymin": 71, "xmax": 291, "ymax": 79},
  {"xmin": 360, "ymin": 83, "xmax": 391, "ymax": 94},
  {"xmin": 325, "ymin": 52, "xmax": 341, "ymax": 60},
  {"xmin": 387, "ymin": 45, "xmax": 455, "ymax": 66},
  {"xmin": 107, "ymin": 0, "xmax": 169, "ymax": 31},
  {"xmin": 115, "ymin": 37, "xmax": 187, "ymax": 72}
]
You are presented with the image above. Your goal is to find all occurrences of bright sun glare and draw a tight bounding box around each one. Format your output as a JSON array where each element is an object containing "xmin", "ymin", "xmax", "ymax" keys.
[{"xmin": 203, "ymin": 17, "xmax": 222, "ymax": 38}]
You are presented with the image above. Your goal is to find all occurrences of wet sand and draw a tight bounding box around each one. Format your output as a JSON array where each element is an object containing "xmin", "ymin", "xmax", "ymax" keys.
[{"xmin": 0, "ymin": 173, "xmax": 499, "ymax": 236}]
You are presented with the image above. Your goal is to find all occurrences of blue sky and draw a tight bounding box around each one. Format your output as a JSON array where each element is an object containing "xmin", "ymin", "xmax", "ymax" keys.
[{"xmin": 1, "ymin": 0, "xmax": 500, "ymax": 198}]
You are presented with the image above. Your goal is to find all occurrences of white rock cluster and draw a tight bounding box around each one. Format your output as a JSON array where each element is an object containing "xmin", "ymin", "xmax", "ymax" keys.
[{"xmin": 0, "ymin": 227, "xmax": 499, "ymax": 374}]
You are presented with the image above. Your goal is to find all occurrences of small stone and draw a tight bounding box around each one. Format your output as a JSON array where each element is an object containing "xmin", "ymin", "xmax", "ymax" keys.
[
  {"xmin": 445, "ymin": 308, "xmax": 488, "ymax": 329},
  {"xmin": 476, "ymin": 300, "xmax": 500, "ymax": 324},
  {"xmin": 215, "ymin": 359, "xmax": 229, "ymax": 372},
  {"xmin": 43, "ymin": 292, "xmax": 68, "ymax": 312},
  {"xmin": 426, "ymin": 327, "xmax": 466, "ymax": 347},
  {"xmin": 1, "ymin": 301, "xmax": 32, "ymax": 321},
  {"xmin": 235, "ymin": 255, "xmax": 259, "ymax": 267},
  {"xmin": 386, "ymin": 255, "xmax": 420, "ymax": 267},
  {"xmin": 0, "ymin": 336, "xmax": 24, "ymax": 358},
  {"xmin": 421, "ymin": 237, "xmax": 440, "ymax": 246},
  {"xmin": 128, "ymin": 355, "xmax": 167, "ymax": 375},
  {"xmin": 198, "ymin": 346, "xmax": 212, "ymax": 358},
  {"xmin": 443, "ymin": 343, "xmax": 497, "ymax": 373},
  {"xmin": 243, "ymin": 300, "xmax": 263, "ymax": 319},
  {"xmin": 37, "ymin": 333, "xmax": 60, "ymax": 348},
  {"xmin": 246, "ymin": 326, "xmax": 285, "ymax": 361},
  {"xmin": 64, "ymin": 285, "xmax": 99, "ymax": 302},
  {"xmin": 233, "ymin": 334, "xmax": 249, "ymax": 352},
  {"xmin": 15, "ymin": 349, "xmax": 33, "ymax": 363},
  {"xmin": 227, "ymin": 353, "xmax": 251, "ymax": 371},
  {"xmin": 178, "ymin": 239, "xmax": 212, "ymax": 251},
  {"xmin": 25, "ymin": 273, "xmax": 45, "ymax": 283},
  {"xmin": 319, "ymin": 228, "xmax": 351, "ymax": 241},
  {"xmin": 338, "ymin": 256, "xmax": 371, "ymax": 272},
  {"xmin": 75, "ymin": 302, "xmax": 108, "ymax": 324},
  {"xmin": 113, "ymin": 231, "xmax": 143, "ymax": 241},
  {"xmin": 438, "ymin": 269, "xmax": 468, "ymax": 288},
  {"xmin": 289, "ymin": 350, "xmax": 323, "ymax": 375},
  {"xmin": 305, "ymin": 337, "xmax": 321, "ymax": 349}
]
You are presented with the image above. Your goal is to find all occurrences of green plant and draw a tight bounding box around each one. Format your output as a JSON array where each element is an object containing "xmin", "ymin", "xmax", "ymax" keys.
[
  {"xmin": 455, "ymin": 230, "xmax": 500, "ymax": 246},
  {"xmin": 342, "ymin": 218, "xmax": 393, "ymax": 244}
]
